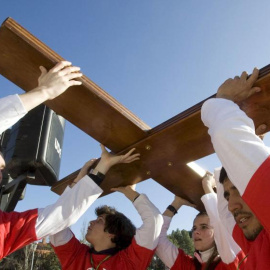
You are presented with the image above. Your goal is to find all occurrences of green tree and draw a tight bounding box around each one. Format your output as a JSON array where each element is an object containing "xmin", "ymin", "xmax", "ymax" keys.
[{"xmin": 168, "ymin": 229, "xmax": 194, "ymax": 256}]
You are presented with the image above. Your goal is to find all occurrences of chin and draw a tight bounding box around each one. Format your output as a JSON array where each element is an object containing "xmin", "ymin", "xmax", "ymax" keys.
[{"xmin": 244, "ymin": 225, "xmax": 263, "ymax": 241}]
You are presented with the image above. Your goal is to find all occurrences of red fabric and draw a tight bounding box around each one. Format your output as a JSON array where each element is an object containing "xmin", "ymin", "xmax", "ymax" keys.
[
  {"xmin": 0, "ymin": 209, "xmax": 38, "ymax": 259},
  {"xmin": 231, "ymin": 156, "xmax": 270, "ymax": 269},
  {"xmin": 170, "ymin": 249, "xmax": 246, "ymax": 270},
  {"xmin": 53, "ymin": 236, "xmax": 155, "ymax": 270}
]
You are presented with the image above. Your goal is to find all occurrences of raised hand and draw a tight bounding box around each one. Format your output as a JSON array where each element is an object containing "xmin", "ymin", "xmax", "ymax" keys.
[
  {"xmin": 164, "ymin": 195, "xmax": 196, "ymax": 217},
  {"xmin": 202, "ymin": 172, "xmax": 216, "ymax": 194},
  {"xmin": 171, "ymin": 195, "xmax": 196, "ymax": 210},
  {"xmin": 95, "ymin": 145, "xmax": 140, "ymax": 175},
  {"xmin": 70, "ymin": 159, "xmax": 98, "ymax": 187},
  {"xmin": 19, "ymin": 61, "xmax": 83, "ymax": 112},
  {"xmin": 216, "ymin": 68, "xmax": 261, "ymax": 102},
  {"xmin": 38, "ymin": 61, "xmax": 82, "ymax": 100},
  {"xmin": 111, "ymin": 184, "xmax": 139, "ymax": 201}
]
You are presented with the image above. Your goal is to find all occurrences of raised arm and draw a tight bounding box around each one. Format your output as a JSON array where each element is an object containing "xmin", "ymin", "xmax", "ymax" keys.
[
  {"xmin": 201, "ymin": 68, "xmax": 270, "ymax": 232},
  {"xmin": 111, "ymin": 184, "xmax": 163, "ymax": 251},
  {"xmin": 0, "ymin": 61, "xmax": 82, "ymax": 134},
  {"xmin": 201, "ymin": 173, "xmax": 243, "ymax": 265},
  {"xmin": 156, "ymin": 196, "xmax": 195, "ymax": 268},
  {"xmin": 50, "ymin": 145, "xmax": 140, "ymax": 245}
]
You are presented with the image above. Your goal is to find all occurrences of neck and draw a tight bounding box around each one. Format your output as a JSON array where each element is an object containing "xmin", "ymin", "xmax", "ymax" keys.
[
  {"xmin": 199, "ymin": 246, "xmax": 215, "ymax": 263},
  {"xmin": 92, "ymin": 242, "xmax": 116, "ymax": 252}
]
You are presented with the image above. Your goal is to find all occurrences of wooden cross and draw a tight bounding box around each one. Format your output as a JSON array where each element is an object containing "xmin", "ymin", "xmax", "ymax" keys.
[{"xmin": 1, "ymin": 18, "xmax": 270, "ymax": 210}]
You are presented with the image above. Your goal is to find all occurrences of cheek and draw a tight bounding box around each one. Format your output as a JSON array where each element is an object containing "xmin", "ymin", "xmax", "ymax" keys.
[{"xmin": 202, "ymin": 229, "xmax": 214, "ymax": 240}]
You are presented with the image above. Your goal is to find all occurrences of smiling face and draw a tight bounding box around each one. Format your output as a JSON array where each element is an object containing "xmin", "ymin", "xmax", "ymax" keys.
[
  {"xmin": 223, "ymin": 178, "xmax": 263, "ymax": 240},
  {"xmin": 192, "ymin": 214, "xmax": 215, "ymax": 251}
]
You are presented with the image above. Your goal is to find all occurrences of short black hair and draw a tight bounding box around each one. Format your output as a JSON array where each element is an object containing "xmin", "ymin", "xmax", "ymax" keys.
[
  {"xmin": 219, "ymin": 167, "xmax": 228, "ymax": 184},
  {"xmin": 95, "ymin": 206, "xmax": 136, "ymax": 250}
]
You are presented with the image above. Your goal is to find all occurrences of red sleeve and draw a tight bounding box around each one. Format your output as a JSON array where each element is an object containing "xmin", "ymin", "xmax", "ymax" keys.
[
  {"xmin": 0, "ymin": 209, "xmax": 38, "ymax": 259},
  {"xmin": 242, "ymin": 156, "xmax": 270, "ymax": 234},
  {"xmin": 168, "ymin": 249, "xmax": 195, "ymax": 270},
  {"xmin": 119, "ymin": 238, "xmax": 155, "ymax": 269},
  {"xmin": 52, "ymin": 235, "xmax": 89, "ymax": 269}
]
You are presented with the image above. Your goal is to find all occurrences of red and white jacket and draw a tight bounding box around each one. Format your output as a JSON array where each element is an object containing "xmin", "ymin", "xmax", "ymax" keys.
[
  {"xmin": 156, "ymin": 192, "xmax": 245, "ymax": 270},
  {"xmin": 50, "ymin": 194, "xmax": 163, "ymax": 270},
  {"xmin": 202, "ymin": 98, "xmax": 270, "ymax": 269}
]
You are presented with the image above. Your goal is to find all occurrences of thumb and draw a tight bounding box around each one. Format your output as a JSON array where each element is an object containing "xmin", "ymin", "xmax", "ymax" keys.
[
  {"xmin": 255, "ymin": 123, "xmax": 267, "ymax": 136},
  {"xmin": 249, "ymin": 86, "xmax": 261, "ymax": 97},
  {"xmin": 39, "ymin": 66, "xmax": 47, "ymax": 77},
  {"xmin": 100, "ymin": 144, "xmax": 107, "ymax": 154}
]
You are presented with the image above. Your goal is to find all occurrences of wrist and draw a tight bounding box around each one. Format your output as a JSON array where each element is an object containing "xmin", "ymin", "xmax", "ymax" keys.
[
  {"xmin": 94, "ymin": 161, "xmax": 110, "ymax": 175},
  {"xmin": 167, "ymin": 205, "xmax": 178, "ymax": 215},
  {"xmin": 203, "ymin": 184, "xmax": 214, "ymax": 194},
  {"xmin": 171, "ymin": 201, "xmax": 183, "ymax": 210},
  {"xmin": 127, "ymin": 191, "xmax": 140, "ymax": 202},
  {"xmin": 32, "ymin": 86, "xmax": 52, "ymax": 100}
]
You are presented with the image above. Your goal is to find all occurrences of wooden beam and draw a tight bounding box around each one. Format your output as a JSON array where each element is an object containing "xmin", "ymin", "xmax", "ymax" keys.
[{"xmin": 1, "ymin": 18, "xmax": 270, "ymax": 211}]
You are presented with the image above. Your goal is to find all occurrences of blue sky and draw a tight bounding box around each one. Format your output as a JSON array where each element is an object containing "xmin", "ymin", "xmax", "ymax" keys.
[{"xmin": 1, "ymin": 1, "xmax": 270, "ymax": 240}]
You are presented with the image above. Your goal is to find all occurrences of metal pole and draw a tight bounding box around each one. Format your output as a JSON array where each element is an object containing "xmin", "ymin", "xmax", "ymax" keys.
[{"xmin": 30, "ymin": 242, "xmax": 38, "ymax": 270}]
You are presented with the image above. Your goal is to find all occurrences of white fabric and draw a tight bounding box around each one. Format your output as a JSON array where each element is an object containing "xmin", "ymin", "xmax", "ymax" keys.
[
  {"xmin": 155, "ymin": 216, "xmax": 179, "ymax": 268},
  {"xmin": 50, "ymin": 193, "xmax": 163, "ymax": 250},
  {"xmin": 134, "ymin": 194, "xmax": 163, "ymax": 250},
  {"xmin": 214, "ymin": 169, "xmax": 236, "ymax": 236},
  {"xmin": 36, "ymin": 175, "xmax": 102, "ymax": 239},
  {"xmin": 0, "ymin": 95, "xmax": 27, "ymax": 134},
  {"xmin": 201, "ymin": 98, "xmax": 270, "ymax": 196},
  {"xmin": 200, "ymin": 246, "xmax": 215, "ymax": 263},
  {"xmin": 201, "ymin": 192, "xmax": 241, "ymax": 264}
]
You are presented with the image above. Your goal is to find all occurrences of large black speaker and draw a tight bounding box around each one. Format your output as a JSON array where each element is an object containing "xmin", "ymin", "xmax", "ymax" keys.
[{"xmin": 3, "ymin": 105, "xmax": 65, "ymax": 186}]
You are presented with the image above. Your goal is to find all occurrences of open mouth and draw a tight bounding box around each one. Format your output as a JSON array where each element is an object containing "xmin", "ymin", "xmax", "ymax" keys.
[
  {"xmin": 194, "ymin": 238, "xmax": 202, "ymax": 242},
  {"xmin": 236, "ymin": 216, "xmax": 250, "ymax": 228}
]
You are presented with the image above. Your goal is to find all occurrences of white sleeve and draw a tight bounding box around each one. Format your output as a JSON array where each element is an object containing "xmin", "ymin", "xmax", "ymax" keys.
[
  {"xmin": 35, "ymin": 175, "xmax": 102, "ymax": 239},
  {"xmin": 155, "ymin": 216, "xmax": 179, "ymax": 268},
  {"xmin": 214, "ymin": 168, "xmax": 236, "ymax": 236},
  {"xmin": 201, "ymin": 98, "xmax": 270, "ymax": 196},
  {"xmin": 133, "ymin": 194, "xmax": 163, "ymax": 250},
  {"xmin": 50, "ymin": 228, "xmax": 73, "ymax": 247},
  {"xmin": 0, "ymin": 95, "xmax": 27, "ymax": 133},
  {"xmin": 201, "ymin": 193, "xmax": 241, "ymax": 264}
]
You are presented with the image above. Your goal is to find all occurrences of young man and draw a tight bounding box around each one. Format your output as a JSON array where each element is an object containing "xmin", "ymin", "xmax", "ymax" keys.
[
  {"xmin": 50, "ymin": 148, "xmax": 163, "ymax": 270},
  {"xmin": 201, "ymin": 68, "xmax": 270, "ymax": 269},
  {"xmin": 0, "ymin": 62, "xmax": 140, "ymax": 260}
]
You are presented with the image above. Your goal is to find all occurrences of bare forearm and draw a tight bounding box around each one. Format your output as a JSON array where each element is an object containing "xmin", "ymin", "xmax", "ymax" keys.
[{"xmin": 19, "ymin": 86, "xmax": 51, "ymax": 112}]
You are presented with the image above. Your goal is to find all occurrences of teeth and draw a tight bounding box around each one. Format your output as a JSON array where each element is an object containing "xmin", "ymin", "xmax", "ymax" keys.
[{"xmin": 240, "ymin": 217, "xmax": 247, "ymax": 223}]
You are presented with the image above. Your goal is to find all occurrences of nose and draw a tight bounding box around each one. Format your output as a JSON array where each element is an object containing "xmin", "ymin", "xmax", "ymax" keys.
[
  {"xmin": 192, "ymin": 228, "xmax": 200, "ymax": 236},
  {"xmin": 228, "ymin": 196, "xmax": 243, "ymax": 214},
  {"xmin": 90, "ymin": 220, "xmax": 95, "ymax": 226}
]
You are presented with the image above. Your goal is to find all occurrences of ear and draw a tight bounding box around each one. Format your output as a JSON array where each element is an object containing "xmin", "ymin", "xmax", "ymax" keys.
[{"xmin": 106, "ymin": 233, "xmax": 116, "ymax": 243}]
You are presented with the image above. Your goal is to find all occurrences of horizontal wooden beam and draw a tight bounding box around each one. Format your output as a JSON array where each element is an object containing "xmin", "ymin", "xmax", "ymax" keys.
[{"xmin": 1, "ymin": 18, "xmax": 270, "ymax": 211}]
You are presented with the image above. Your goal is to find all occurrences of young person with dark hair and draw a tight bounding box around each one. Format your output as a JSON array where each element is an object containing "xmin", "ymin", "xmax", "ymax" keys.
[
  {"xmin": 50, "ymin": 163, "xmax": 163, "ymax": 270},
  {"xmin": 156, "ymin": 173, "xmax": 245, "ymax": 269},
  {"xmin": 201, "ymin": 68, "xmax": 270, "ymax": 269}
]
